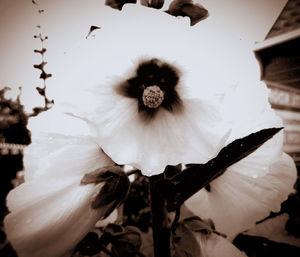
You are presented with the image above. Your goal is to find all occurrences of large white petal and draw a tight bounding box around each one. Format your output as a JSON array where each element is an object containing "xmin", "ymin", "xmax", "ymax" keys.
[
  {"xmin": 5, "ymin": 109, "xmax": 115, "ymax": 257},
  {"xmin": 185, "ymin": 153, "xmax": 297, "ymax": 239},
  {"xmin": 4, "ymin": 178, "xmax": 106, "ymax": 257}
]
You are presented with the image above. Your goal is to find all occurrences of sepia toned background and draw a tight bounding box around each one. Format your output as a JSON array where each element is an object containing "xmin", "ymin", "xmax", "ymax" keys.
[{"xmin": 0, "ymin": 0, "xmax": 300, "ymax": 256}]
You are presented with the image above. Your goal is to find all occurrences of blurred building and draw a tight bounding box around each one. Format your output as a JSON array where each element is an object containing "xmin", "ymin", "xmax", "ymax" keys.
[{"xmin": 254, "ymin": 0, "xmax": 300, "ymax": 167}]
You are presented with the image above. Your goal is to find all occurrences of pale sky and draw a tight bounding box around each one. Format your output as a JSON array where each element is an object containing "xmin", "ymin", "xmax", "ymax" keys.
[{"xmin": 0, "ymin": 0, "xmax": 287, "ymax": 113}]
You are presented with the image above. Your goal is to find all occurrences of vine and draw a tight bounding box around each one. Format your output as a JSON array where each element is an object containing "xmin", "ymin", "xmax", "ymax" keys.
[{"xmin": 30, "ymin": 1, "xmax": 54, "ymax": 117}]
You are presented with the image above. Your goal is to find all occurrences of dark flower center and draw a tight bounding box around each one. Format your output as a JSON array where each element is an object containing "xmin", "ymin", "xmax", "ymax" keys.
[{"xmin": 116, "ymin": 58, "xmax": 183, "ymax": 118}]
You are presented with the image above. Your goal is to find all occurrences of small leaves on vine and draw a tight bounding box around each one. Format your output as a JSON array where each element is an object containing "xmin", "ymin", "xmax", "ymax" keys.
[
  {"xmin": 30, "ymin": 22, "xmax": 54, "ymax": 116},
  {"xmin": 28, "ymin": 0, "xmax": 54, "ymax": 117}
]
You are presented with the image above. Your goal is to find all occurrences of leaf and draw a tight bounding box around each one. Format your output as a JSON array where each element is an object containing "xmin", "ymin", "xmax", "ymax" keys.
[
  {"xmin": 40, "ymin": 72, "xmax": 52, "ymax": 80},
  {"xmin": 100, "ymin": 224, "xmax": 143, "ymax": 257},
  {"xmin": 46, "ymin": 98, "xmax": 54, "ymax": 104},
  {"xmin": 81, "ymin": 166, "xmax": 130, "ymax": 217},
  {"xmin": 32, "ymin": 107, "xmax": 44, "ymax": 113},
  {"xmin": 105, "ymin": 223, "xmax": 124, "ymax": 234},
  {"xmin": 75, "ymin": 232, "xmax": 101, "ymax": 256},
  {"xmin": 182, "ymin": 216, "xmax": 214, "ymax": 235},
  {"xmin": 172, "ymin": 223, "xmax": 201, "ymax": 257},
  {"xmin": 33, "ymin": 62, "xmax": 47, "ymax": 70},
  {"xmin": 165, "ymin": 0, "xmax": 209, "ymax": 26},
  {"xmin": 164, "ymin": 164, "xmax": 182, "ymax": 179},
  {"xmin": 34, "ymin": 48, "xmax": 46, "ymax": 55},
  {"xmin": 31, "ymin": 107, "xmax": 51, "ymax": 116},
  {"xmin": 36, "ymin": 87, "xmax": 45, "ymax": 96},
  {"xmin": 114, "ymin": 226, "xmax": 142, "ymax": 249},
  {"xmin": 158, "ymin": 127, "xmax": 283, "ymax": 211},
  {"xmin": 105, "ymin": 0, "xmax": 137, "ymax": 10},
  {"xmin": 81, "ymin": 166, "xmax": 124, "ymax": 185},
  {"xmin": 85, "ymin": 25, "xmax": 101, "ymax": 39},
  {"xmin": 141, "ymin": 0, "xmax": 164, "ymax": 9}
]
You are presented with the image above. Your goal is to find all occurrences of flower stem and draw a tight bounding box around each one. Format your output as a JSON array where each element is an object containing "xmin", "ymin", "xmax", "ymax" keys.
[{"xmin": 149, "ymin": 174, "xmax": 171, "ymax": 257}]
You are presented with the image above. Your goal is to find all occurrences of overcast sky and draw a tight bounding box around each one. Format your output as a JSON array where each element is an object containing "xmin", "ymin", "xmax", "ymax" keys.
[{"xmin": 0, "ymin": 0, "xmax": 287, "ymax": 113}]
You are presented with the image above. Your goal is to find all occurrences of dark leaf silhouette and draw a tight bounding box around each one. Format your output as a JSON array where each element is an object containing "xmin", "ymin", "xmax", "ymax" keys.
[
  {"xmin": 81, "ymin": 166, "xmax": 130, "ymax": 218},
  {"xmin": 75, "ymin": 232, "xmax": 101, "ymax": 256},
  {"xmin": 105, "ymin": 0, "xmax": 137, "ymax": 10},
  {"xmin": 165, "ymin": 0, "xmax": 209, "ymax": 26},
  {"xmin": 40, "ymin": 72, "xmax": 52, "ymax": 80},
  {"xmin": 158, "ymin": 127, "xmax": 283, "ymax": 211},
  {"xmin": 38, "ymin": 9, "xmax": 44, "ymax": 14},
  {"xmin": 141, "ymin": 0, "xmax": 164, "ymax": 9},
  {"xmin": 85, "ymin": 25, "xmax": 101, "ymax": 39},
  {"xmin": 32, "ymin": 106, "xmax": 48, "ymax": 116},
  {"xmin": 32, "ymin": 0, "xmax": 38, "ymax": 5},
  {"xmin": 100, "ymin": 224, "xmax": 143, "ymax": 257},
  {"xmin": 35, "ymin": 87, "xmax": 45, "ymax": 96},
  {"xmin": 33, "ymin": 33, "xmax": 47, "ymax": 42},
  {"xmin": 34, "ymin": 48, "xmax": 46, "ymax": 55},
  {"xmin": 46, "ymin": 98, "xmax": 54, "ymax": 104},
  {"xmin": 33, "ymin": 61, "xmax": 47, "ymax": 70},
  {"xmin": 164, "ymin": 164, "xmax": 182, "ymax": 179}
]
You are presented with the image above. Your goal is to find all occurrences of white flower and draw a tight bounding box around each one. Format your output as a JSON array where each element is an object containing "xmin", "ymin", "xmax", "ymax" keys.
[
  {"xmin": 184, "ymin": 151, "xmax": 297, "ymax": 239},
  {"xmin": 50, "ymin": 4, "xmax": 241, "ymax": 175},
  {"xmin": 183, "ymin": 80, "xmax": 297, "ymax": 238},
  {"xmin": 46, "ymin": 3, "xmax": 297, "ymax": 238},
  {"xmin": 4, "ymin": 107, "xmax": 122, "ymax": 257},
  {"xmin": 196, "ymin": 232, "xmax": 248, "ymax": 257}
]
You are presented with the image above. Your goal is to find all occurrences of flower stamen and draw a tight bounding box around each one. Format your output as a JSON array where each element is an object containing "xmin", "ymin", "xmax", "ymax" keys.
[{"xmin": 142, "ymin": 85, "xmax": 164, "ymax": 109}]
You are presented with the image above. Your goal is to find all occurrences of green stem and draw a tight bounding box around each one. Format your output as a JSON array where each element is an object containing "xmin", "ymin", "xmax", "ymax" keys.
[{"xmin": 149, "ymin": 174, "xmax": 171, "ymax": 257}]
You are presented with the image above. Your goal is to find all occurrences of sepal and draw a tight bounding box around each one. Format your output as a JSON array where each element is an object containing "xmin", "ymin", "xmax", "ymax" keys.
[{"xmin": 81, "ymin": 166, "xmax": 130, "ymax": 217}]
